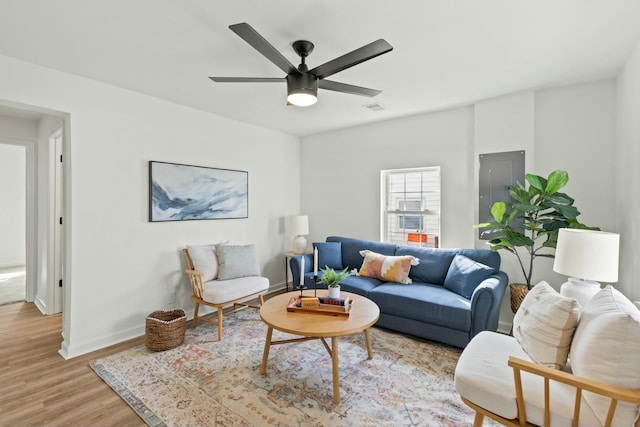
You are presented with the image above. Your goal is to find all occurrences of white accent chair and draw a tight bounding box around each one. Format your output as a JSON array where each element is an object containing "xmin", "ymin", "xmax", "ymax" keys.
[
  {"xmin": 183, "ymin": 244, "xmax": 269, "ymax": 341},
  {"xmin": 455, "ymin": 282, "xmax": 640, "ymax": 427}
]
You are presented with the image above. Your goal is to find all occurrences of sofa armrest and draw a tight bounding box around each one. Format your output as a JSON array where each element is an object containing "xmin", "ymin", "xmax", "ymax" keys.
[
  {"xmin": 469, "ymin": 271, "xmax": 508, "ymax": 338},
  {"xmin": 289, "ymin": 254, "xmax": 313, "ymax": 288},
  {"xmin": 508, "ymin": 356, "xmax": 640, "ymax": 427}
]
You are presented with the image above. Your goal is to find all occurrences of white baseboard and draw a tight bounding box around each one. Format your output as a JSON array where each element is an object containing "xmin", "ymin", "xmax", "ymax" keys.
[{"xmin": 497, "ymin": 320, "xmax": 512, "ymax": 335}]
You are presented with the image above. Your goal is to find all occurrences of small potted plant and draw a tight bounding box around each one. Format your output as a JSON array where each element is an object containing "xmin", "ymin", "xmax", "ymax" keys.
[{"xmin": 318, "ymin": 266, "xmax": 350, "ymax": 298}]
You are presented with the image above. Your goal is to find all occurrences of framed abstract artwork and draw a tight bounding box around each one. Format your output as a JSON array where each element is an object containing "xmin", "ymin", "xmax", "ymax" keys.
[{"xmin": 149, "ymin": 161, "xmax": 248, "ymax": 222}]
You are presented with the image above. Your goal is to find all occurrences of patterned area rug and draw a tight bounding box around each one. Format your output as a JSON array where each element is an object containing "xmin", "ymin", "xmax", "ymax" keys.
[{"xmin": 91, "ymin": 309, "xmax": 495, "ymax": 427}]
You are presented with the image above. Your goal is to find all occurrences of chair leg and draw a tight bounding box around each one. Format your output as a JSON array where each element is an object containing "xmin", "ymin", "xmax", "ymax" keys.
[
  {"xmin": 217, "ymin": 307, "xmax": 223, "ymax": 341},
  {"xmin": 473, "ymin": 412, "xmax": 484, "ymax": 427},
  {"xmin": 193, "ymin": 303, "xmax": 200, "ymax": 328},
  {"xmin": 259, "ymin": 294, "xmax": 265, "ymax": 305}
]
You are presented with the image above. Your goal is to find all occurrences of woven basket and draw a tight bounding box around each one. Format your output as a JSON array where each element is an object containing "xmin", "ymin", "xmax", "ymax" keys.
[
  {"xmin": 145, "ymin": 309, "xmax": 186, "ymax": 351},
  {"xmin": 509, "ymin": 283, "xmax": 530, "ymax": 314}
]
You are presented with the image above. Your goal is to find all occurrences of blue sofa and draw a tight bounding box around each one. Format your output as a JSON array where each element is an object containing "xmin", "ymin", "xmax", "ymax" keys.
[{"xmin": 289, "ymin": 236, "xmax": 508, "ymax": 348}]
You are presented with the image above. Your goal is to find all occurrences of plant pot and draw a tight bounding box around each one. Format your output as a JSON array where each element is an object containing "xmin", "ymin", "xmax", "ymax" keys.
[
  {"xmin": 510, "ymin": 283, "xmax": 529, "ymax": 314},
  {"xmin": 328, "ymin": 286, "xmax": 340, "ymax": 298}
]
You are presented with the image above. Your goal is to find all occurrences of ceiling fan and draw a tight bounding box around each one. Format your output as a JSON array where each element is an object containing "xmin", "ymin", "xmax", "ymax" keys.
[{"xmin": 209, "ymin": 23, "xmax": 393, "ymax": 107}]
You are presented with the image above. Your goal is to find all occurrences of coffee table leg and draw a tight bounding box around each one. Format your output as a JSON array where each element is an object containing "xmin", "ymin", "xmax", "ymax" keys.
[
  {"xmin": 331, "ymin": 336, "xmax": 340, "ymax": 404},
  {"xmin": 364, "ymin": 329, "xmax": 373, "ymax": 360},
  {"xmin": 259, "ymin": 326, "xmax": 273, "ymax": 375}
]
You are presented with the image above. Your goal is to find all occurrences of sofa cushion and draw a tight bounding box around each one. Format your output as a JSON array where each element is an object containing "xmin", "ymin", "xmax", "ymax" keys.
[
  {"xmin": 395, "ymin": 247, "xmax": 500, "ymax": 286},
  {"xmin": 443, "ymin": 254, "xmax": 495, "ymax": 299},
  {"xmin": 187, "ymin": 244, "xmax": 220, "ymax": 281},
  {"xmin": 569, "ymin": 285, "xmax": 640, "ymax": 426},
  {"xmin": 327, "ymin": 236, "xmax": 396, "ymax": 270},
  {"xmin": 313, "ymin": 242, "xmax": 342, "ymax": 270},
  {"xmin": 216, "ymin": 244, "xmax": 261, "ymax": 280},
  {"xmin": 368, "ymin": 283, "xmax": 472, "ymax": 331},
  {"xmin": 512, "ymin": 281, "xmax": 580, "ymax": 370},
  {"xmin": 358, "ymin": 250, "xmax": 419, "ymax": 284},
  {"xmin": 339, "ymin": 275, "xmax": 383, "ymax": 296}
]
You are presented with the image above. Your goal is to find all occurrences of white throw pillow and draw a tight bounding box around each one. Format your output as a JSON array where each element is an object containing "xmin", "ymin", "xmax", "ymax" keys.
[
  {"xmin": 187, "ymin": 244, "xmax": 220, "ymax": 281},
  {"xmin": 569, "ymin": 285, "xmax": 640, "ymax": 426},
  {"xmin": 216, "ymin": 244, "xmax": 261, "ymax": 280},
  {"xmin": 512, "ymin": 281, "xmax": 580, "ymax": 369}
]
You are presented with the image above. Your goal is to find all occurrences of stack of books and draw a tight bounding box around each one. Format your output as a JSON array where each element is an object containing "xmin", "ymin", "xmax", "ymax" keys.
[{"xmin": 318, "ymin": 294, "xmax": 351, "ymax": 312}]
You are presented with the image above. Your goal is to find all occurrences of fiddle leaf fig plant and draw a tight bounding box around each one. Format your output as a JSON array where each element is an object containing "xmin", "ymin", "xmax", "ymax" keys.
[
  {"xmin": 317, "ymin": 266, "xmax": 350, "ymax": 288},
  {"xmin": 475, "ymin": 170, "xmax": 595, "ymax": 289}
]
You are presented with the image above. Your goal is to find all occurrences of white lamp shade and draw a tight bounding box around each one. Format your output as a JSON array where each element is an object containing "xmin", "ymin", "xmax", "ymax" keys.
[
  {"xmin": 288, "ymin": 215, "xmax": 309, "ymax": 236},
  {"xmin": 553, "ymin": 228, "xmax": 619, "ymax": 282}
]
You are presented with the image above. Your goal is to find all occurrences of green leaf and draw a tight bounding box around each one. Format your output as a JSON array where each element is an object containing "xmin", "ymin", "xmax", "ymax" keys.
[
  {"xmin": 545, "ymin": 170, "xmax": 569, "ymax": 194},
  {"xmin": 490, "ymin": 202, "xmax": 507, "ymax": 223},
  {"xmin": 526, "ymin": 174, "xmax": 546, "ymax": 192}
]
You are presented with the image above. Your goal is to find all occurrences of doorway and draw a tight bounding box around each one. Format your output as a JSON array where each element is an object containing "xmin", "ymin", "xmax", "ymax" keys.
[{"xmin": 0, "ymin": 143, "xmax": 26, "ymax": 305}]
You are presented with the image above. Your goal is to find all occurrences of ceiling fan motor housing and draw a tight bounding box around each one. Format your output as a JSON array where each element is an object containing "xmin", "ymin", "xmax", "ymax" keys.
[{"xmin": 286, "ymin": 72, "xmax": 318, "ymax": 97}]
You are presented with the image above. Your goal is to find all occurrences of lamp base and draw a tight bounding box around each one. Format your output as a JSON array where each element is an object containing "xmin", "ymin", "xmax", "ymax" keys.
[
  {"xmin": 560, "ymin": 277, "xmax": 601, "ymax": 308},
  {"xmin": 292, "ymin": 235, "xmax": 307, "ymax": 254}
]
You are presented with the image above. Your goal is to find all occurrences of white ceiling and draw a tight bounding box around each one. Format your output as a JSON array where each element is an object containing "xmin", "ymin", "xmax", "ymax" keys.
[{"xmin": 1, "ymin": 0, "xmax": 639, "ymax": 137}]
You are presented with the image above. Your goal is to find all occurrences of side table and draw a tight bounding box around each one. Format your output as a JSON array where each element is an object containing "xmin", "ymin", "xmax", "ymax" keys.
[{"xmin": 283, "ymin": 251, "xmax": 304, "ymax": 292}]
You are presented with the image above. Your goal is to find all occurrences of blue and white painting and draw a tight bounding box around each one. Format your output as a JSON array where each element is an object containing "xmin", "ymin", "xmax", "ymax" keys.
[{"xmin": 149, "ymin": 161, "xmax": 248, "ymax": 222}]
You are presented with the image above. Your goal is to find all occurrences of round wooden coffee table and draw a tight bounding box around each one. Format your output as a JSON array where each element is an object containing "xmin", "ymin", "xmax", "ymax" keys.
[{"xmin": 259, "ymin": 290, "xmax": 380, "ymax": 404}]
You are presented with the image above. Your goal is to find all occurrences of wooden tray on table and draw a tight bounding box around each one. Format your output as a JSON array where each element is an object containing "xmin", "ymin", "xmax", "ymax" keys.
[{"xmin": 286, "ymin": 295, "xmax": 352, "ymax": 316}]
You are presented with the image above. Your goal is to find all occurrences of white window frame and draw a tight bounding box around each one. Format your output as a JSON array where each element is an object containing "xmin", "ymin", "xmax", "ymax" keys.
[{"xmin": 380, "ymin": 166, "xmax": 441, "ymax": 248}]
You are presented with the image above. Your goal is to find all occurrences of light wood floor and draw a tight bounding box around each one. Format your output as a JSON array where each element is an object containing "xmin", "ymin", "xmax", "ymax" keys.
[{"xmin": 0, "ymin": 302, "xmax": 145, "ymax": 426}]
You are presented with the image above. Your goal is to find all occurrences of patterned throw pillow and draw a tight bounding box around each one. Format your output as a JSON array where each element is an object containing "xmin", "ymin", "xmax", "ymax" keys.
[{"xmin": 358, "ymin": 250, "xmax": 419, "ymax": 284}]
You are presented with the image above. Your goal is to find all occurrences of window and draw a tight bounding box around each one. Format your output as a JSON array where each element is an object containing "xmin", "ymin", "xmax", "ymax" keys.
[{"xmin": 381, "ymin": 167, "xmax": 440, "ymax": 248}]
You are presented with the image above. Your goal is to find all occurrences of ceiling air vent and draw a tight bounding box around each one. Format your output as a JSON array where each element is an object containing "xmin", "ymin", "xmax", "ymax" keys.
[{"xmin": 363, "ymin": 102, "xmax": 385, "ymax": 112}]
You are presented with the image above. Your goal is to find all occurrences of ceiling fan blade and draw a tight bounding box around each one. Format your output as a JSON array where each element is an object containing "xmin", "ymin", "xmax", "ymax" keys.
[
  {"xmin": 209, "ymin": 77, "xmax": 285, "ymax": 83},
  {"xmin": 229, "ymin": 23, "xmax": 298, "ymax": 75},
  {"xmin": 309, "ymin": 39, "xmax": 393, "ymax": 80},
  {"xmin": 318, "ymin": 80, "xmax": 381, "ymax": 97}
]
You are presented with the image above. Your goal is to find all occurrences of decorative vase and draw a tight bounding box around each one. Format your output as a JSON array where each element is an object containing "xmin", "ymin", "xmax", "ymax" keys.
[
  {"xmin": 510, "ymin": 283, "xmax": 529, "ymax": 314},
  {"xmin": 328, "ymin": 286, "xmax": 340, "ymax": 298}
]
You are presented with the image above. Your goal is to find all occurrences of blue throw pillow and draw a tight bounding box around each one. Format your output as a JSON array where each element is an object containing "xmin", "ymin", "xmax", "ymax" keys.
[
  {"xmin": 443, "ymin": 254, "xmax": 494, "ymax": 299},
  {"xmin": 313, "ymin": 242, "xmax": 343, "ymax": 270}
]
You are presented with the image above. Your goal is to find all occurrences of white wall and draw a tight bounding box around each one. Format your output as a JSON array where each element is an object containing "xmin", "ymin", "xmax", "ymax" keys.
[
  {"xmin": 301, "ymin": 107, "xmax": 475, "ymax": 249},
  {"xmin": 0, "ymin": 143, "xmax": 26, "ymax": 267},
  {"xmin": 0, "ymin": 54, "xmax": 300, "ymax": 358},
  {"xmin": 535, "ymin": 80, "xmax": 617, "ymax": 288},
  {"xmin": 616, "ymin": 39, "xmax": 640, "ymax": 301},
  {"xmin": 473, "ymin": 91, "xmax": 535, "ymax": 329}
]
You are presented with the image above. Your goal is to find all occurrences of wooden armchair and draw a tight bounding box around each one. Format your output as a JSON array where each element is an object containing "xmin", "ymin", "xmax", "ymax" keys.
[
  {"xmin": 183, "ymin": 245, "xmax": 268, "ymax": 341},
  {"xmin": 461, "ymin": 356, "xmax": 640, "ymax": 427}
]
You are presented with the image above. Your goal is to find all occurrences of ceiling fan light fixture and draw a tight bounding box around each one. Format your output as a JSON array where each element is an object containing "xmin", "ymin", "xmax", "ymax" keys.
[
  {"xmin": 287, "ymin": 89, "xmax": 317, "ymax": 107},
  {"xmin": 286, "ymin": 73, "xmax": 318, "ymax": 107}
]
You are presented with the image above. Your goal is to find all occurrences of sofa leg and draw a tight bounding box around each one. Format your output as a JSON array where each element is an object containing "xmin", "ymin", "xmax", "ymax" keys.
[
  {"xmin": 217, "ymin": 308, "xmax": 223, "ymax": 341},
  {"xmin": 473, "ymin": 412, "xmax": 484, "ymax": 427}
]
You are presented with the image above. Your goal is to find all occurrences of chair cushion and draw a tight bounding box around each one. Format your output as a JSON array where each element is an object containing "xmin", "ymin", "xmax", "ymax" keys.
[
  {"xmin": 187, "ymin": 244, "xmax": 219, "ymax": 281},
  {"xmin": 358, "ymin": 250, "xmax": 419, "ymax": 284},
  {"xmin": 513, "ymin": 281, "xmax": 580, "ymax": 369},
  {"xmin": 201, "ymin": 276, "xmax": 269, "ymax": 304},
  {"xmin": 313, "ymin": 242, "xmax": 342, "ymax": 270},
  {"xmin": 569, "ymin": 285, "xmax": 640, "ymax": 426},
  {"xmin": 455, "ymin": 331, "xmax": 603, "ymax": 427},
  {"xmin": 443, "ymin": 254, "xmax": 494, "ymax": 299},
  {"xmin": 216, "ymin": 244, "xmax": 261, "ymax": 280}
]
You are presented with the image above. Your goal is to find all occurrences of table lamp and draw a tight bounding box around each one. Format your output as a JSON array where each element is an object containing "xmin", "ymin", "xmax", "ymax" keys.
[
  {"xmin": 553, "ymin": 228, "xmax": 620, "ymax": 308},
  {"xmin": 289, "ymin": 215, "xmax": 309, "ymax": 254}
]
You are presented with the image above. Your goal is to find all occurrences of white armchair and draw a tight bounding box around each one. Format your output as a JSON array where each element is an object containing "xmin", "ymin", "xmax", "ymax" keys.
[
  {"xmin": 455, "ymin": 282, "xmax": 640, "ymax": 427},
  {"xmin": 183, "ymin": 244, "xmax": 269, "ymax": 341}
]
